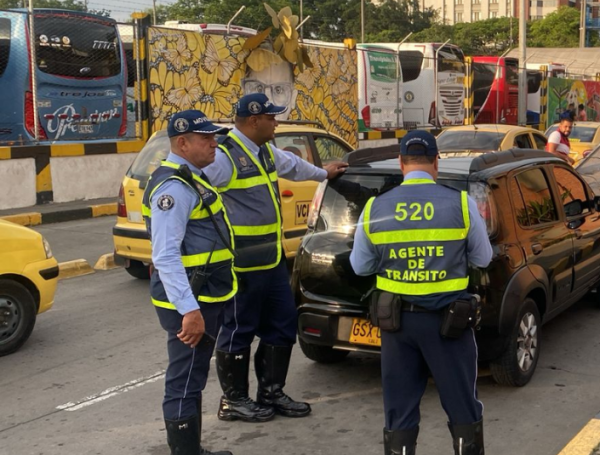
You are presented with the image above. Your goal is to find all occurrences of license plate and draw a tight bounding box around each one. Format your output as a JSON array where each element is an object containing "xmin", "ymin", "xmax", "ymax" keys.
[
  {"xmin": 127, "ymin": 211, "xmax": 143, "ymax": 223},
  {"xmin": 349, "ymin": 318, "xmax": 381, "ymax": 347},
  {"xmin": 294, "ymin": 201, "xmax": 311, "ymax": 225},
  {"xmin": 78, "ymin": 124, "xmax": 94, "ymax": 134}
]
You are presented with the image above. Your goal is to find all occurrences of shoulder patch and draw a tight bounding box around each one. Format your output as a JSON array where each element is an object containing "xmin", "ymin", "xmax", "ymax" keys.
[{"xmin": 157, "ymin": 194, "xmax": 175, "ymax": 211}]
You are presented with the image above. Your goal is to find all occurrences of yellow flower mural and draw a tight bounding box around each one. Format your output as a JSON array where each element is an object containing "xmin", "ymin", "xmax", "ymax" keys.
[
  {"xmin": 290, "ymin": 45, "xmax": 358, "ymax": 148},
  {"xmin": 148, "ymin": 27, "xmax": 247, "ymax": 131},
  {"xmin": 147, "ymin": 26, "xmax": 358, "ymax": 148}
]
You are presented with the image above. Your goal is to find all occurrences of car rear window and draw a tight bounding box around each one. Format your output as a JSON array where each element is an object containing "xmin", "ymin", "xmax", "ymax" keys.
[
  {"xmin": 546, "ymin": 125, "xmax": 596, "ymax": 142},
  {"xmin": 436, "ymin": 130, "xmax": 504, "ymax": 151},
  {"xmin": 316, "ymin": 173, "xmax": 466, "ymax": 234},
  {"xmin": 127, "ymin": 131, "xmax": 170, "ymax": 182}
]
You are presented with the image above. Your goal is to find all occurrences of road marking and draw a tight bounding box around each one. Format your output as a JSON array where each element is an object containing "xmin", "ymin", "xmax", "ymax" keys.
[
  {"xmin": 56, "ymin": 371, "xmax": 165, "ymax": 412},
  {"xmin": 557, "ymin": 414, "xmax": 600, "ymax": 455}
]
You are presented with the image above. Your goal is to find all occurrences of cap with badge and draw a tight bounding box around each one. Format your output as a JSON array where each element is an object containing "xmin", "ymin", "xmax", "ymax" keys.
[
  {"xmin": 167, "ymin": 110, "xmax": 230, "ymax": 138},
  {"xmin": 236, "ymin": 93, "xmax": 288, "ymax": 118},
  {"xmin": 400, "ymin": 130, "xmax": 439, "ymax": 156}
]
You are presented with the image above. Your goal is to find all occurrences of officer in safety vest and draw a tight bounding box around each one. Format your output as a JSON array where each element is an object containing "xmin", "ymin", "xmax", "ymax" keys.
[
  {"xmin": 202, "ymin": 93, "xmax": 348, "ymax": 422},
  {"xmin": 350, "ymin": 130, "xmax": 493, "ymax": 455},
  {"xmin": 142, "ymin": 110, "xmax": 237, "ymax": 455}
]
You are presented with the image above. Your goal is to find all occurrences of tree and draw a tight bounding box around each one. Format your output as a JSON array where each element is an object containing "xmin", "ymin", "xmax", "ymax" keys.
[
  {"xmin": 529, "ymin": 6, "xmax": 600, "ymax": 47},
  {"xmin": 0, "ymin": 0, "xmax": 110, "ymax": 16}
]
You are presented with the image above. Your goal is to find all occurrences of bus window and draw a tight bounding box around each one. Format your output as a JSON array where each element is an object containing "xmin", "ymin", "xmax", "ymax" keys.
[
  {"xmin": 505, "ymin": 60, "xmax": 519, "ymax": 86},
  {"xmin": 437, "ymin": 46, "xmax": 464, "ymax": 73},
  {"xmin": 399, "ymin": 50, "xmax": 423, "ymax": 83},
  {"xmin": 0, "ymin": 18, "xmax": 10, "ymax": 77},
  {"xmin": 35, "ymin": 15, "xmax": 121, "ymax": 78}
]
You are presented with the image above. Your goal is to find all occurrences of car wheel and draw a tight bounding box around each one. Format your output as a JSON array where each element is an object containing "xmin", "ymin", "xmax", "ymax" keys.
[
  {"xmin": 490, "ymin": 298, "xmax": 541, "ymax": 387},
  {"xmin": 0, "ymin": 279, "xmax": 37, "ymax": 357},
  {"xmin": 299, "ymin": 338, "xmax": 349, "ymax": 364},
  {"xmin": 125, "ymin": 260, "xmax": 150, "ymax": 280}
]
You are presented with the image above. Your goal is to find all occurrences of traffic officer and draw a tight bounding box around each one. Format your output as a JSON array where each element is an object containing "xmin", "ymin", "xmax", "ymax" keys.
[
  {"xmin": 350, "ymin": 130, "xmax": 493, "ymax": 455},
  {"xmin": 142, "ymin": 110, "xmax": 237, "ymax": 455},
  {"xmin": 202, "ymin": 93, "xmax": 348, "ymax": 422}
]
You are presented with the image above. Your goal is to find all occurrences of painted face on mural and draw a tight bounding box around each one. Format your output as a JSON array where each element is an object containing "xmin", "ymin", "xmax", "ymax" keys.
[{"xmin": 243, "ymin": 61, "xmax": 298, "ymax": 121}]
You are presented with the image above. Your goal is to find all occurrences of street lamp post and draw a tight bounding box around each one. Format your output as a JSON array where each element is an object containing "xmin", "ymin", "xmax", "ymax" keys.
[
  {"xmin": 580, "ymin": 0, "xmax": 587, "ymax": 48},
  {"xmin": 518, "ymin": 0, "xmax": 527, "ymax": 125},
  {"xmin": 361, "ymin": 0, "xmax": 365, "ymax": 43}
]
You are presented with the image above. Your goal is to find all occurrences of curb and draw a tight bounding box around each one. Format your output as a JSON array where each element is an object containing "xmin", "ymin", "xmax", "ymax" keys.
[
  {"xmin": 94, "ymin": 253, "xmax": 120, "ymax": 271},
  {"xmin": 58, "ymin": 259, "xmax": 95, "ymax": 280},
  {"xmin": 57, "ymin": 253, "xmax": 123, "ymax": 280},
  {"xmin": 557, "ymin": 413, "xmax": 600, "ymax": 455},
  {"xmin": 0, "ymin": 202, "xmax": 117, "ymax": 227}
]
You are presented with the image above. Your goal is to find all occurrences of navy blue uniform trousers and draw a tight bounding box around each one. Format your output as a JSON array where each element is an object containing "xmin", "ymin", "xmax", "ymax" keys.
[
  {"xmin": 156, "ymin": 301, "xmax": 226, "ymax": 420},
  {"xmin": 381, "ymin": 311, "xmax": 483, "ymax": 431},
  {"xmin": 216, "ymin": 258, "xmax": 297, "ymax": 353}
]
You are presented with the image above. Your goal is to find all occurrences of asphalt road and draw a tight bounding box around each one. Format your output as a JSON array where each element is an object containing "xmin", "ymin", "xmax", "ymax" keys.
[{"xmin": 2, "ymin": 217, "xmax": 600, "ymax": 454}]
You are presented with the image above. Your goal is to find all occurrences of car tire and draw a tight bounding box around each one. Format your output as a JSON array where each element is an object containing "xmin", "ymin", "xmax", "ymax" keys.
[
  {"xmin": 125, "ymin": 260, "xmax": 150, "ymax": 280},
  {"xmin": 490, "ymin": 298, "xmax": 541, "ymax": 387},
  {"xmin": 0, "ymin": 279, "xmax": 37, "ymax": 357},
  {"xmin": 299, "ymin": 338, "xmax": 350, "ymax": 364}
]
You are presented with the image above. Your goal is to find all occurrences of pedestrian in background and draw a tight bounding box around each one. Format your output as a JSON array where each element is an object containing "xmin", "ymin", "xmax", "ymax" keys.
[
  {"xmin": 202, "ymin": 93, "xmax": 348, "ymax": 423},
  {"xmin": 578, "ymin": 103, "xmax": 587, "ymax": 122},
  {"xmin": 350, "ymin": 130, "xmax": 493, "ymax": 455},
  {"xmin": 142, "ymin": 110, "xmax": 237, "ymax": 455}
]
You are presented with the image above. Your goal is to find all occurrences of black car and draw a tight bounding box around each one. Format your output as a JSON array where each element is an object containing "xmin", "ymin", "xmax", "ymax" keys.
[{"xmin": 291, "ymin": 146, "xmax": 600, "ymax": 387}]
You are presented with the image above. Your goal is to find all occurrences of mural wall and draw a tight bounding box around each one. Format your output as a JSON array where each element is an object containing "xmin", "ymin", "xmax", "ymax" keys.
[
  {"xmin": 147, "ymin": 27, "xmax": 359, "ymax": 148},
  {"xmin": 548, "ymin": 77, "xmax": 600, "ymax": 125}
]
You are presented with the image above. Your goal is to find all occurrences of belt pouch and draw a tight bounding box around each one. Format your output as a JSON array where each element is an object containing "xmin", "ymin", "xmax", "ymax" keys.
[
  {"xmin": 368, "ymin": 291, "xmax": 402, "ymax": 332},
  {"xmin": 440, "ymin": 299, "xmax": 473, "ymax": 339}
]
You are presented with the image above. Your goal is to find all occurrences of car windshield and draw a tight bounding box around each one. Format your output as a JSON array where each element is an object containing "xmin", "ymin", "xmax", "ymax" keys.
[
  {"xmin": 436, "ymin": 130, "xmax": 504, "ymax": 151},
  {"xmin": 316, "ymin": 173, "xmax": 466, "ymax": 234},
  {"xmin": 546, "ymin": 125, "xmax": 597, "ymax": 142},
  {"xmin": 128, "ymin": 131, "xmax": 170, "ymax": 182},
  {"xmin": 577, "ymin": 144, "xmax": 600, "ymax": 194}
]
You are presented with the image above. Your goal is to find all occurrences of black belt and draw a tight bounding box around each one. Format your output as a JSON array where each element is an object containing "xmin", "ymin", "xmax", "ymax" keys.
[{"xmin": 401, "ymin": 302, "xmax": 439, "ymax": 313}]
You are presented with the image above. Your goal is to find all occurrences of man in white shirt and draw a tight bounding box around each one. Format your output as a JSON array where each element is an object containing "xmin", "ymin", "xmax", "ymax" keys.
[{"xmin": 546, "ymin": 113, "xmax": 574, "ymax": 165}]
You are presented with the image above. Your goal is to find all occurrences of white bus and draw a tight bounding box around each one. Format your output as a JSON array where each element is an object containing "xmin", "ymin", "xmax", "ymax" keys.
[
  {"xmin": 399, "ymin": 43, "xmax": 466, "ymax": 128},
  {"xmin": 356, "ymin": 44, "xmax": 403, "ymax": 132},
  {"xmin": 526, "ymin": 62, "xmax": 566, "ymax": 124}
]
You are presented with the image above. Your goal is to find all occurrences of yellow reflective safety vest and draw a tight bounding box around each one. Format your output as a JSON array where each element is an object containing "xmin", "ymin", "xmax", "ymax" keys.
[
  {"xmin": 364, "ymin": 178, "xmax": 470, "ymax": 296},
  {"xmin": 217, "ymin": 132, "xmax": 282, "ymax": 272},
  {"xmin": 142, "ymin": 161, "xmax": 237, "ymax": 309}
]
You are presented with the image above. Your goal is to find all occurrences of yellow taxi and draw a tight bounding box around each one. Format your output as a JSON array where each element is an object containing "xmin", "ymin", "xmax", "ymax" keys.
[
  {"xmin": 0, "ymin": 219, "xmax": 58, "ymax": 356},
  {"xmin": 545, "ymin": 121, "xmax": 600, "ymax": 162},
  {"xmin": 113, "ymin": 122, "xmax": 353, "ymax": 278},
  {"xmin": 436, "ymin": 124, "xmax": 548, "ymax": 156}
]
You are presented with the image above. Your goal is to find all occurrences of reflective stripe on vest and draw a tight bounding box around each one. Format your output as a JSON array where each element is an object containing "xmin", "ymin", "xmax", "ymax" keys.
[
  {"xmin": 216, "ymin": 132, "xmax": 282, "ymax": 272},
  {"xmin": 142, "ymin": 161, "xmax": 237, "ymax": 309},
  {"xmin": 364, "ymin": 179, "xmax": 470, "ymax": 296}
]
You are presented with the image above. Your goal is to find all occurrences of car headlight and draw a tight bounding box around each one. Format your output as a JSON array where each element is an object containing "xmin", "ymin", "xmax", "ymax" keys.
[{"xmin": 42, "ymin": 237, "xmax": 53, "ymax": 259}]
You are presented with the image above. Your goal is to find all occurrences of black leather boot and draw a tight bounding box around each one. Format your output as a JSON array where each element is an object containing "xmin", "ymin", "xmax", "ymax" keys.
[
  {"xmin": 216, "ymin": 349, "xmax": 275, "ymax": 422},
  {"xmin": 383, "ymin": 427, "xmax": 419, "ymax": 455},
  {"xmin": 255, "ymin": 343, "xmax": 311, "ymax": 418},
  {"xmin": 448, "ymin": 419, "xmax": 485, "ymax": 455},
  {"xmin": 165, "ymin": 415, "xmax": 201, "ymax": 455}
]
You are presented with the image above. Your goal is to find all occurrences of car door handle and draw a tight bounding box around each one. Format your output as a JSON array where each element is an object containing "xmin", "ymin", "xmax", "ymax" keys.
[
  {"xmin": 281, "ymin": 190, "xmax": 294, "ymax": 198},
  {"xmin": 531, "ymin": 243, "xmax": 543, "ymax": 255}
]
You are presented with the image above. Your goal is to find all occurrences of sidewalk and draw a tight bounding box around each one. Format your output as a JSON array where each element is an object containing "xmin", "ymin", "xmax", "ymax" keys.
[{"xmin": 0, "ymin": 197, "xmax": 117, "ymax": 226}]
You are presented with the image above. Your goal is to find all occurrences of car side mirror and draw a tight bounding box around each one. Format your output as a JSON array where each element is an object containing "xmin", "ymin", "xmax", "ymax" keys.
[
  {"xmin": 564, "ymin": 199, "xmax": 584, "ymax": 217},
  {"xmin": 594, "ymin": 195, "xmax": 600, "ymax": 212}
]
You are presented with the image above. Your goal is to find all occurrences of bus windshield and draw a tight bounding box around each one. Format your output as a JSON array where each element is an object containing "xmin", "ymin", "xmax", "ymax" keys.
[
  {"xmin": 436, "ymin": 45, "xmax": 465, "ymax": 73},
  {"xmin": 35, "ymin": 14, "xmax": 121, "ymax": 78}
]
